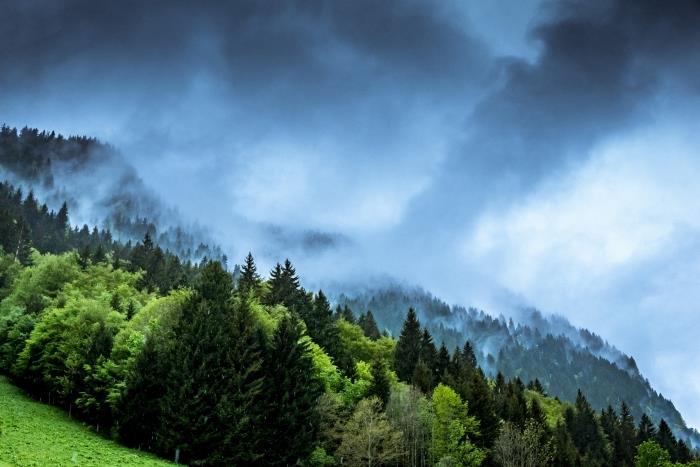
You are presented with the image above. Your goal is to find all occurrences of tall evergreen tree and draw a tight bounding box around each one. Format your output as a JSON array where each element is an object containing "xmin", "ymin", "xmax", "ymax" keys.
[
  {"xmin": 358, "ymin": 310, "xmax": 381, "ymax": 340},
  {"xmin": 369, "ymin": 357, "xmax": 391, "ymax": 408},
  {"xmin": 262, "ymin": 314, "xmax": 323, "ymax": 465},
  {"xmin": 334, "ymin": 304, "xmax": 355, "ymax": 323},
  {"xmin": 394, "ymin": 308, "xmax": 422, "ymax": 382},
  {"xmin": 436, "ymin": 342, "xmax": 450, "ymax": 382},
  {"xmin": 618, "ymin": 402, "xmax": 637, "ymax": 466},
  {"xmin": 637, "ymin": 413, "xmax": 656, "ymax": 445},
  {"xmin": 156, "ymin": 261, "xmax": 266, "ymax": 465},
  {"xmin": 655, "ymin": 419, "xmax": 677, "ymax": 462},
  {"xmin": 237, "ymin": 252, "xmax": 261, "ymax": 296}
]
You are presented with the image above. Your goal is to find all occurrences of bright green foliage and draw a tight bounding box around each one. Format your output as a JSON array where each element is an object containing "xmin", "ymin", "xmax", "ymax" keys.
[
  {"xmin": 14, "ymin": 293, "xmax": 125, "ymax": 417},
  {"xmin": 0, "ymin": 251, "xmax": 80, "ymax": 317},
  {"xmin": 337, "ymin": 318, "xmax": 395, "ymax": 363},
  {"xmin": 635, "ymin": 440, "xmax": 671, "ymax": 467},
  {"xmin": 340, "ymin": 360, "xmax": 374, "ymax": 405},
  {"xmin": 431, "ymin": 384, "xmax": 485, "ymax": 466},
  {"xmin": 525, "ymin": 389, "xmax": 566, "ymax": 428},
  {"xmin": 107, "ymin": 289, "xmax": 191, "ymax": 409},
  {"xmin": 307, "ymin": 336, "xmax": 344, "ymax": 393},
  {"xmin": 0, "ymin": 376, "xmax": 171, "ymax": 466},
  {"xmin": 308, "ymin": 291, "xmax": 355, "ymax": 377}
]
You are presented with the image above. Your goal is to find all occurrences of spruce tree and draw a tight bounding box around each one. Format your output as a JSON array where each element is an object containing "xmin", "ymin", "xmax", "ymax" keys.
[
  {"xmin": 419, "ymin": 328, "xmax": 438, "ymax": 384},
  {"xmin": 436, "ymin": 343, "xmax": 450, "ymax": 382},
  {"xmin": 637, "ymin": 413, "xmax": 656, "ymax": 445},
  {"xmin": 618, "ymin": 402, "xmax": 636, "ymax": 466},
  {"xmin": 265, "ymin": 262, "xmax": 284, "ymax": 305},
  {"xmin": 394, "ymin": 308, "xmax": 422, "ymax": 382},
  {"xmin": 156, "ymin": 261, "xmax": 266, "ymax": 465},
  {"xmin": 358, "ymin": 310, "xmax": 381, "ymax": 340},
  {"xmin": 412, "ymin": 358, "xmax": 433, "ymax": 394},
  {"xmin": 263, "ymin": 314, "xmax": 323, "ymax": 465},
  {"xmin": 237, "ymin": 252, "xmax": 261, "ymax": 296},
  {"xmin": 369, "ymin": 357, "xmax": 391, "ymax": 408},
  {"xmin": 656, "ymin": 419, "xmax": 677, "ymax": 461}
]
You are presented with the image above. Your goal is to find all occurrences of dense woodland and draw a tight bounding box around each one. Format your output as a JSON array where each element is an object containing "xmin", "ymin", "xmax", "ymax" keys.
[
  {"xmin": 0, "ymin": 180, "xmax": 699, "ymax": 466},
  {"xmin": 337, "ymin": 289, "xmax": 698, "ymax": 446}
]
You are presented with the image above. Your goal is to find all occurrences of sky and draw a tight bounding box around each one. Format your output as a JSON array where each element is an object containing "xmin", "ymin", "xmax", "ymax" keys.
[{"xmin": 2, "ymin": 0, "xmax": 700, "ymax": 428}]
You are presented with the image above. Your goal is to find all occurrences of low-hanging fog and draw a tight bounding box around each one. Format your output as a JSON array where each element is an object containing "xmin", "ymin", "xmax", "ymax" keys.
[{"xmin": 2, "ymin": 0, "xmax": 700, "ymax": 428}]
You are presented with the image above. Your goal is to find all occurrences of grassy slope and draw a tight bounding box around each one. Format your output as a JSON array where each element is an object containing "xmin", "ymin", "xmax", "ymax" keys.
[{"xmin": 0, "ymin": 376, "xmax": 172, "ymax": 467}]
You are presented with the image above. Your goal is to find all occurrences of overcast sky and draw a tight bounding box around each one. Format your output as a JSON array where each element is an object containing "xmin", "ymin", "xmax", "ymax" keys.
[{"xmin": 2, "ymin": 0, "xmax": 700, "ymax": 428}]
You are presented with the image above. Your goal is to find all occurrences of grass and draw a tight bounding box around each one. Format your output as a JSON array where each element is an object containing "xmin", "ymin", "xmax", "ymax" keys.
[{"xmin": 0, "ymin": 376, "xmax": 172, "ymax": 466}]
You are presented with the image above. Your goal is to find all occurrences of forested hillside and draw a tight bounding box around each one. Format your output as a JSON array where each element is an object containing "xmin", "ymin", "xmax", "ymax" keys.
[
  {"xmin": 1, "ymin": 127, "xmax": 699, "ymax": 465},
  {"xmin": 336, "ymin": 286, "xmax": 700, "ymax": 448},
  {"xmin": 0, "ymin": 125, "xmax": 224, "ymax": 263}
]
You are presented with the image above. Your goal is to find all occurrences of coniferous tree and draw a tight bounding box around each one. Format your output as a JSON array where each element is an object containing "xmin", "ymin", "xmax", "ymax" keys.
[
  {"xmin": 263, "ymin": 314, "xmax": 323, "ymax": 465},
  {"xmin": 156, "ymin": 261, "xmax": 266, "ymax": 465},
  {"xmin": 334, "ymin": 304, "xmax": 356, "ymax": 323},
  {"xmin": 412, "ymin": 358, "xmax": 433, "ymax": 394},
  {"xmin": 358, "ymin": 310, "xmax": 381, "ymax": 340},
  {"xmin": 655, "ymin": 419, "xmax": 677, "ymax": 462},
  {"xmin": 265, "ymin": 262, "xmax": 284, "ymax": 305},
  {"xmin": 637, "ymin": 413, "xmax": 656, "ymax": 445},
  {"xmin": 307, "ymin": 290, "xmax": 355, "ymax": 377},
  {"xmin": 618, "ymin": 402, "xmax": 637, "ymax": 466},
  {"xmin": 369, "ymin": 357, "xmax": 391, "ymax": 408},
  {"xmin": 394, "ymin": 308, "xmax": 422, "ymax": 382},
  {"xmin": 566, "ymin": 390, "xmax": 608, "ymax": 464},
  {"xmin": 436, "ymin": 342, "xmax": 450, "ymax": 382},
  {"xmin": 237, "ymin": 252, "xmax": 261, "ymax": 296}
]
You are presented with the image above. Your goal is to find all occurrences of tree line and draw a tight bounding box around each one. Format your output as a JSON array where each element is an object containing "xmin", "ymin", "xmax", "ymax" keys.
[{"xmin": 0, "ymin": 182, "xmax": 698, "ymax": 466}]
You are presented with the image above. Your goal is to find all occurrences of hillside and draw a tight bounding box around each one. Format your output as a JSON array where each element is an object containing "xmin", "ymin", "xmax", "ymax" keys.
[
  {"xmin": 1, "ymin": 126, "xmax": 698, "ymax": 465},
  {"xmin": 0, "ymin": 376, "xmax": 171, "ymax": 466},
  {"xmin": 335, "ymin": 285, "xmax": 700, "ymax": 447}
]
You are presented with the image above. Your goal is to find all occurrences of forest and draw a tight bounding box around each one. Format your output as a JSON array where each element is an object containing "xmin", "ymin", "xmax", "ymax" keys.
[{"xmin": 0, "ymin": 174, "xmax": 699, "ymax": 466}]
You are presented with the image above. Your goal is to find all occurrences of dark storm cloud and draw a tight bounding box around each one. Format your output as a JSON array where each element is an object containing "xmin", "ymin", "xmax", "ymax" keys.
[
  {"xmin": 0, "ymin": 0, "xmax": 487, "ymax": 104},
  {"xmin": 412, "ymin": 0, "xmax": 700, "ymax": 224}
]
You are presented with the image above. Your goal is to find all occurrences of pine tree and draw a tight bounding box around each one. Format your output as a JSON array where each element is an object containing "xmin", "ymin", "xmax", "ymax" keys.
[
  {"xmin": 394, "ymin": 308, "xmax": 422, "ymax": 382},
  {"xmin": 566, "ymin": 390, "xmax": 608, "ymax": 463},
  {"xmin": 419, "ymin": 328, "xmax": 438, "ymax": 385},
  {"xmin": 369, "ymin": 358, "xmax": 391, "ymax": 408},
  {"xmin": 412, "ymin": 358, "xmax": 433, "ymax": 394},
  {"xmin": 358, "ymin": 310, "xmax": 381, "ymax": 340},
  {"xmin": 436, "ymin": 342, "xmax": 450, "ymax": 382},
  {"xmin": 637, "ymin": 413, "xmax": 656, "ymax": 445},
  {"xmin": 263, "ymin": 314, "xmax": 323, "ymax": 465},
  {"xmin": 340, "ymin": 304, "xmax": 355, "ymax": 323},
  {"xmin": 618, "ymin": 401, "xmax": 636, "ymax": 466},
  {"xmin": 656, "ymin": 419, "xmax": 677, "ymax": 461},
  {"xmin": 237, "ymin": 252, "xmax": 261, "ymax": 296},
  {"xmin": 156, "ymin": 261, "xmax": 266, "ymax": 465},
  {"xmin": 265, "ymin": 262, "xmax": 284, "ymax": 305}
]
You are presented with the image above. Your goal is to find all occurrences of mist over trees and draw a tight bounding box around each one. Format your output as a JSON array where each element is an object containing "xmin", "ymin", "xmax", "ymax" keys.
[{"xmin": 1, "ymin": 130, "xmax": 699, "ymax": 465}]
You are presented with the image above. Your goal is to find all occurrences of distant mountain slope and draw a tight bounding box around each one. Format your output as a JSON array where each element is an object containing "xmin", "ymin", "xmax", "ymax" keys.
[
  {"xmin": 334, "ymin": 284, "xmax": 700, "ymax": 448},
  {"xmin": 0, "ymin": 125, "xmax": 224, "ymax": 263}
]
